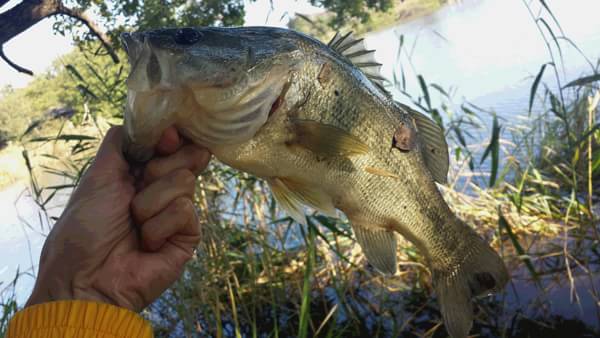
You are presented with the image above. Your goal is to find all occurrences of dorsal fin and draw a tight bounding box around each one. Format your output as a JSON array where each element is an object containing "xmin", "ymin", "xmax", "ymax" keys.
[
  {"xmin": 411, "ymin": 110, "xmax": 449, "ymax": 184},
  {"xmin": 406, "ymin": 107, "xmax": 449, "ymax": 184},
  {"xmin": 327, "ymin": 31, "xmax": 389, "ymax": 95}
]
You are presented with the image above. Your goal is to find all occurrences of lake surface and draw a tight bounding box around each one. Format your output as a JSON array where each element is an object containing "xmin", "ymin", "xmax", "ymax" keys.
[
  {"xmin": 2, "ymin": 0, "xmax": 600, "ymax": 330},
  {"xmin": 0, "ymin": 177, "xmax": 70, "ymax": 304},
  {"xmin": 368, "ymin": 0, "xmax": 600, "ymax": 119}
]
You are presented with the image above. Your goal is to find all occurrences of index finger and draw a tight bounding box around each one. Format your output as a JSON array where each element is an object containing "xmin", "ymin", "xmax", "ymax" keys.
[{"xmin": 155, "ymin": 126, "xmax": 183, "ymax": 156}]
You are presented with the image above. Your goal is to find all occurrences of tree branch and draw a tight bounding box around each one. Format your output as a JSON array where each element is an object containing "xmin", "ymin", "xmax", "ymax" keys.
[
  {"xmin": 0, "ymin": 45, "xmax": 33, "ymax": 75},
  {"xmin": 58, "ymin": 6, "xmax": 119, "ymax": 64},
  {"xmin": 0, "ymin": 0, "xmax": 60, "ymax": 46},
  {"xmin": 0, "ymin": 0, "xmax": 118, "ymax": 76}
]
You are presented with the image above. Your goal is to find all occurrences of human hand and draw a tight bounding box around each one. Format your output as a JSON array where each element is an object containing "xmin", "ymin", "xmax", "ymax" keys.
[{"xmin": 26, "ymin": 126, "xmax": 211, "ymax": 312}]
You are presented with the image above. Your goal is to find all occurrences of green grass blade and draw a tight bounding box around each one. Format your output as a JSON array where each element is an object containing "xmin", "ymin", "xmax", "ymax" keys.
[
  {"xmin": 537, "ymin": 18, "xmax": 563, "ymax": 65},
  {"xmin": 298, "ymin": 220, "xmax": 316, "ymax": 338},
  {"xmin": 529, "ymin": 63, "xmax": 548, "ymax": 113},
  {"xmin": 539, "ymin": 0, "xmax": 566, "ymax": 36},
  {"xmin": 498, "ymin": 208, "xmax": 540, "ymax": 284},
  {"xmin": 480, "ymin": 114, "xmax": 501, "ymax": 187},
  {"xmin": 562, "ymin": 73, "xmax": 600, "ymax": 89},
  {"xmin": 65, "ymin": 64, "xmax": 85, "ymax": 82},
  {"xmin": 417, "ymin": 75, "xmax": 432, "ymax": 110}
]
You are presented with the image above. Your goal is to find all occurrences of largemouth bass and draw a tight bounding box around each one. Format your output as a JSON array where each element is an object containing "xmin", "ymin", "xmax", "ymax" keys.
[{"xmin": 121, "ymin": 27, "xmax": 508, "ymax": 337}]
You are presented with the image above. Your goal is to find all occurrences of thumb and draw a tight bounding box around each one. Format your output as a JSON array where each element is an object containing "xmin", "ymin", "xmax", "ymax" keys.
[{"xmin": 90, "ymin": 126, "xmax": 130, "ymax": 173}]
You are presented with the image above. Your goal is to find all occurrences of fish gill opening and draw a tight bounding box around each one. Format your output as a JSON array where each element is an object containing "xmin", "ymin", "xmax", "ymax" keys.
[{"xmin": 268, "ymin": 80, "xmax": 292, "ymax": 118}]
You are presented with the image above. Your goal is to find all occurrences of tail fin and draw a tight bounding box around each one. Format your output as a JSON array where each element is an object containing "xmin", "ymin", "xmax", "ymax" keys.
[{"xmin": 433, "ymin": 234, "xmax": 509, "ymax": 338}]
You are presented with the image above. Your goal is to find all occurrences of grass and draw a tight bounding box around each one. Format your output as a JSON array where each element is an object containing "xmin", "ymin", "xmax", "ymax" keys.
[
  {"xmin": 0, "ymin": 274, "xmax": 19, "ymax": 338},
  {"xmin": 1, "ymin": 0, "xmax": 599, "ymax": 337}
]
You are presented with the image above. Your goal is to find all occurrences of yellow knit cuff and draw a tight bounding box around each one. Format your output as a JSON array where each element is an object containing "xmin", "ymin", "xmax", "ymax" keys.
[{"xmin": 6, "ymin": 300, "xmax": 153, "ymax": 338}]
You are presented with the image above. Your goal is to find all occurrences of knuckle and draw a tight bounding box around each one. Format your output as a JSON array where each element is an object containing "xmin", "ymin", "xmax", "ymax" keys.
[
  {"xmin": 172, "ymin": 168, "xmax": 195, "ymax": 186},
  {"xmin": 185, "ymin": 145, "xmax": 210, "ymax": 173},
  {"xmin": 106, "ymin": 125, "xmax": 120, "ymax": 137},
  {"xmin": 141, "ymin": 223, "xmax": 158, "ymax": 243},
  {"xmin": 144, "ymin": 160, "xmax": 162, "ymax": 180},
  {"xmin": 172, "ymin": 196, "xmax": 194, "ymax": 215}
]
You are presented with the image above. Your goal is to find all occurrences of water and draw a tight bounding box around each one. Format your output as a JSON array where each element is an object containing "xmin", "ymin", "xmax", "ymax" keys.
[
  {"xmin": 2, "ymin": 0, "xmax": 600, "ymax": 332},
  {"xmin": 366, "ymin": 0, "xmax": 600, "ymax": 118},
  {"xmin": 0, "ymin": 177, "xmax": 70, "ymax": 305}
]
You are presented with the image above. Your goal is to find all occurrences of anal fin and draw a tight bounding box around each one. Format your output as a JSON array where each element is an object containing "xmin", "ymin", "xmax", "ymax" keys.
[{"xmin": 352, "ymin": 224, "xmax": 397, "ymax": 274}]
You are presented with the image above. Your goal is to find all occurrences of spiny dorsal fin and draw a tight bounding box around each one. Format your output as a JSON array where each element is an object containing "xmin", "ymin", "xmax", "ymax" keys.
[
  {"xmin": 352, "ymin": 224, "xmax": 397, "ymax": 274},
  {"xmin": 268, "ymin": 177, "xmax": 336, "ymax": 225},
  {"xmin": 327, "ymin": 31, "xmax": 389, "ymax": 95},
  {"xmin": 408, "ymin": 107, "xmax": 449, "ymax": 184},
  {"xmin": 291, "ymin": 119, "xmax": 369, "ymax": 157}
]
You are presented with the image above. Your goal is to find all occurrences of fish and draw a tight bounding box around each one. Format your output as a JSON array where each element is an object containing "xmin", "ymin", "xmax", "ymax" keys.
[{"xmin": 120, "ymin": 26, "xmax": 509, "ymax": 337}]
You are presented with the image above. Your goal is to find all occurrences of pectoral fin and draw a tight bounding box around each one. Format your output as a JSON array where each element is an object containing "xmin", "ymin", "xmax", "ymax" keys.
[
  {"xmin": 268, "ymin": 177, "xmax": 336, "ymax": 225},
  {"xmin": 352, "ymin": 224, "xmax": 398, "ymax": 274},
  {"xmin": 365, "ymin": 166, "xmax": 401, "ymax": 179},
  {"xmin": 291, "ymin": 120, "xmax": 369, "ymax": 157}
]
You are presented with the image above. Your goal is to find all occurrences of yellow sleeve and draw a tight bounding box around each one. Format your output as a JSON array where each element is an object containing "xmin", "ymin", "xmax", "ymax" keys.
[{"xmin": 6, "ymin": 300, "xmax": 154, "ymax": 338}]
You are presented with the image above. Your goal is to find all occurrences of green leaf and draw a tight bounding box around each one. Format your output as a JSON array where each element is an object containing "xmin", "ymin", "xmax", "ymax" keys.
[
  {"xmin": 592, "ymin": 149, "xmax": 600, "ymax": 172},
  {"xmin": 539, "ymin": 0, "xmax": 564, "ymax": 35},
  {"xmin": 537, "ymin": 18, "xmax": 563, "ymax": 63},
  {"xmin": 430, "ymin": 83, "xmax": 449, "ymax": 98},
  {"xmin": 76, "ymin": 84, "xmax": 99, "ymax": 100},
  {"xmin": 298, "ymin": 220, "xmax": 316, "ymax": 338},
  {"xmin": 548, "ymin": 91, "xmax": 564, "ymax": 119},
  {"xmin": 417, "ymin": 75, "xmax": 431, "ymax": 110},
  {"xmin": 512, "ymin": 167, "xmax": 530, "ymax": 213},
  {"xmin": 65, "ymin": 64, "xmax": 85, "ymax": 83},
  {"xmin": 529, "ymin": 63, "xmax": 548, "ymax": 113},
  {"xmin": 562, "ymin": 73, "xmax": 600, "ymax": 89},
  {"xmin": 574, "ymin": 123, "xmax": 600, "ymax": 147},
  {"xmin": 480, "ymin": 114, "xmax": 501, "ymax": 187},
  {"xmin": 498, "ymin": 208, "xmax": 540, "ymax": 283},
  {"xmin": 29, "ymin": 134, "xmax": 97, "ymax": 142}
]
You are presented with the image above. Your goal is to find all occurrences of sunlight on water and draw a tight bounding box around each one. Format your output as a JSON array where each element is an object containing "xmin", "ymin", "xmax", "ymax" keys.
[{"xmin": 367, "ymin": 0, "xmax": 600, "ymax": 113}]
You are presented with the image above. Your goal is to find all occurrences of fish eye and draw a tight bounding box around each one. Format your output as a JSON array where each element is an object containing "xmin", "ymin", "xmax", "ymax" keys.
[{"xmin": 174, "ymin": 28, "xmax": 201, "ymax": 45}]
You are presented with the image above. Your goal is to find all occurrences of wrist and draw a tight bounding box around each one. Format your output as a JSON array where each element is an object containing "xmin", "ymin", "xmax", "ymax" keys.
[
  {"xmin": 25, "ymin": 263, "xmax": 113, "ymax": 308},
  {"xmin": 26, "ymin": 274, "xmax": 73, "ymax": 307}
]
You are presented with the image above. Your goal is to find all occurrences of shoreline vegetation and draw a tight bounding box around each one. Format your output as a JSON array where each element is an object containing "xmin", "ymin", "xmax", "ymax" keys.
[
  {"xmin": 289, "ymin": 0, "xmax": 450, "ymax": 41},
  {"xmin": 2, "ymin": 0, "xmax": 600, "ymax": 337}
]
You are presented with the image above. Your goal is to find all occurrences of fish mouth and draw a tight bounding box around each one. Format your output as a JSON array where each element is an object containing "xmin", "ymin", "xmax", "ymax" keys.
[{"xmin": 121, "ymin": 32, "xmax": 152, "ymax": 67}]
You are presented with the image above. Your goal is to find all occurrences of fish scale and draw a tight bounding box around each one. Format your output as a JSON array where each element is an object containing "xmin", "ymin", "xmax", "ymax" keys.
[{"xmin": 121, "ymin": 26, "xmax": 509, "ymax": 338}]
